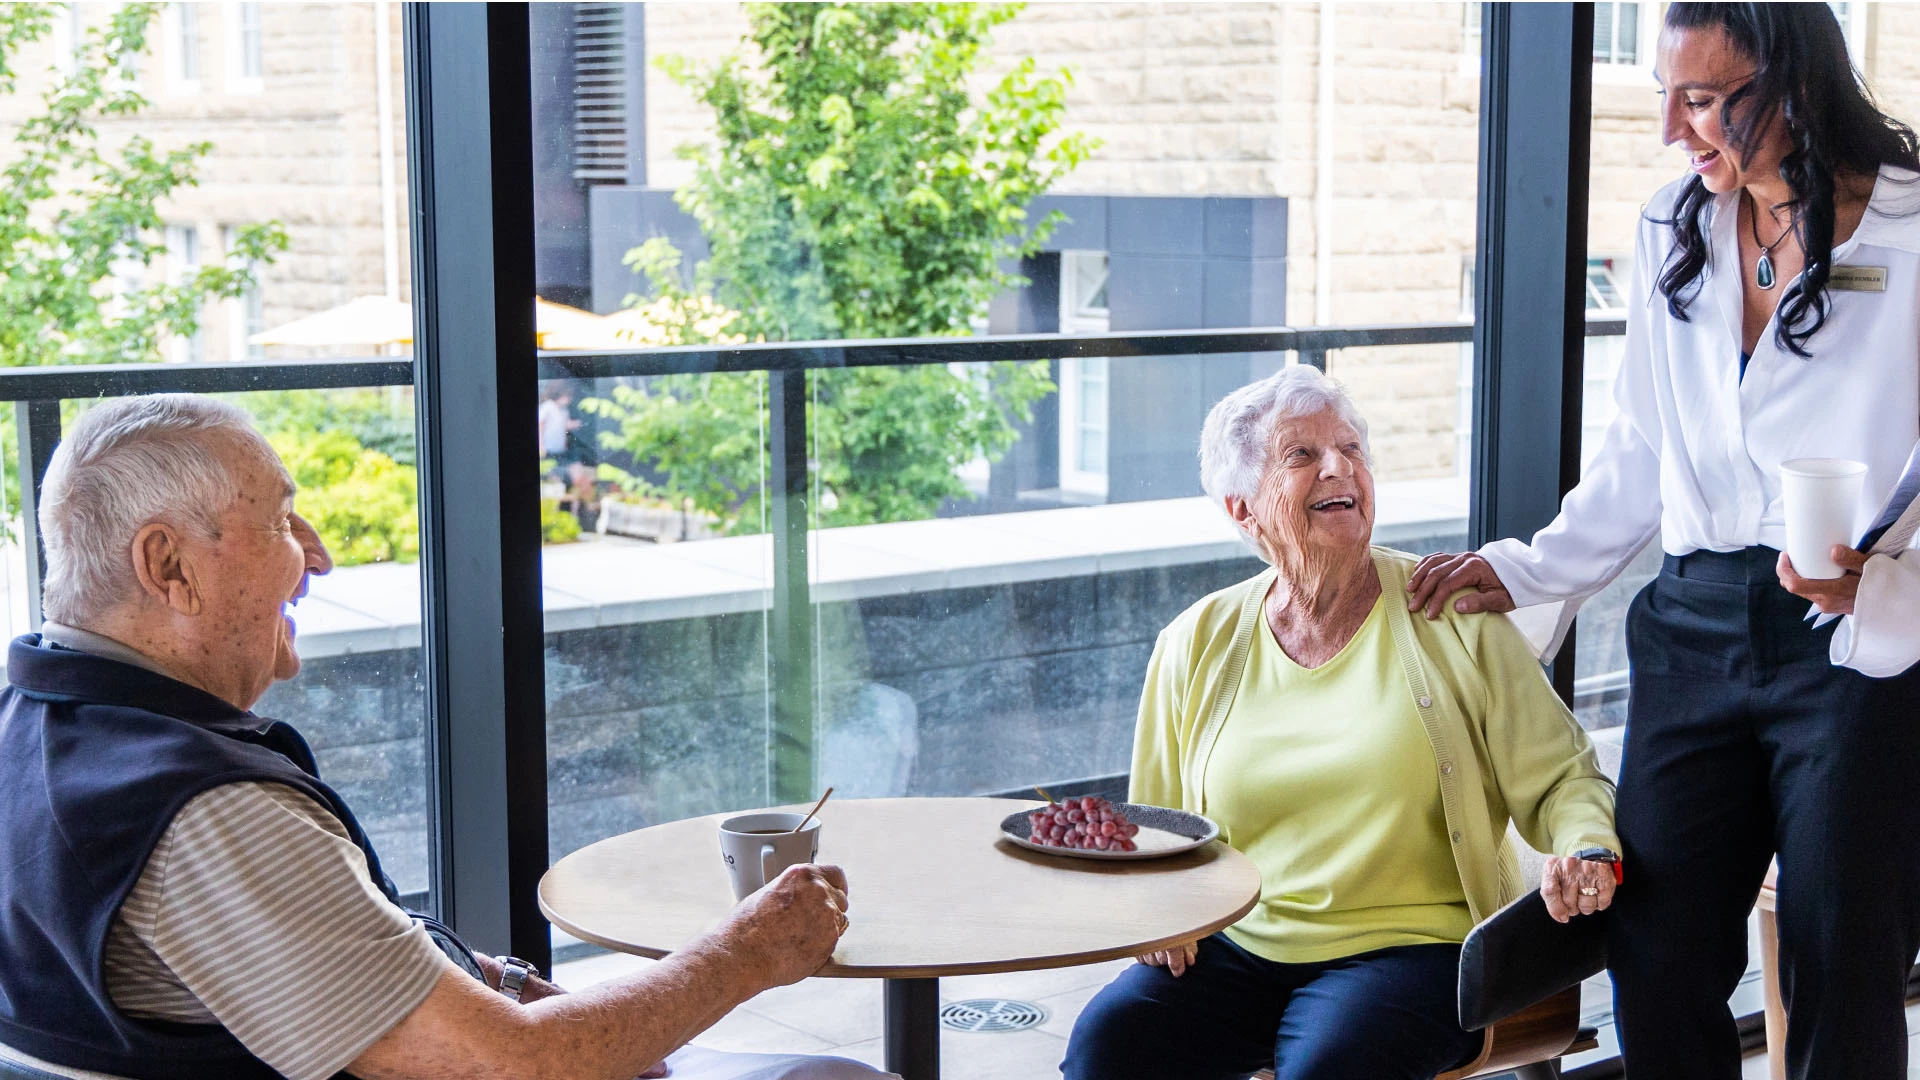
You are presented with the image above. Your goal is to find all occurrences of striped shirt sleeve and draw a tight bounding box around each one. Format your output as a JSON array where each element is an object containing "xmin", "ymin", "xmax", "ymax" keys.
[{"xmin": 108, "ymin": 782, "xmax": 449, "ymax": 1080}]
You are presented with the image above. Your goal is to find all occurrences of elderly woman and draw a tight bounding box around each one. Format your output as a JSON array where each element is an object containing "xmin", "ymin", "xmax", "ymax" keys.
[{"xmin": 1060, "ymin": 367, "xmax": 1620, "ymax": 1080}]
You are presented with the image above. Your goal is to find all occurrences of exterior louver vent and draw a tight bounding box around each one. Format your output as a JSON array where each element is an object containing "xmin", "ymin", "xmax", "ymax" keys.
[{"xmin": 573, "ymin": 4, "xmax": 628, "ymax": 183}]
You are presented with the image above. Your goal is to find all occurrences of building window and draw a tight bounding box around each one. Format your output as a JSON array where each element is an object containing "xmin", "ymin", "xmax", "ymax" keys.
[
  {"xmin": 51, "ymin": 4, "xmax": 82, "ymax": 77},
  {"xmin": 227, "ymin": 2, "xmax": 263, "ymax": 92},
  {"xmin": 1058, "ymin": 251, "xmax": 1111, "ymax": 497},
  {"xmin": 1586, "ymin": 257, "xmax": 1626, "ymax": 312},
  {"xmin": 166, "ymin": 226, "xmax": 204, "ymax": 364},
  {"xmin": 1593, "ymin": 2, "xmax": 1641, "ymax": 66},
  {"xmin": 223, "ymin": 225, "xmax": 265, "ymax": 361},
  {"xmin": 1830, "ymin": 2, "xmax": 1868, "ymax": 62},
  {"xmin": 165, "ymin": 3, "xmax": 201, "ymax": 94}
]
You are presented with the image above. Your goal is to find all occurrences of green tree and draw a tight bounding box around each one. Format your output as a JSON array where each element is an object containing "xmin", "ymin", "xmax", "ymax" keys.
[
  {"xmin": 591, "ymin": 2, "xmax": 1095, "ymax": 533},
  {"xmin": 0, "ymin": 4, "xmax": 287, "ymax": 537},
  {"xmin": 0, "ymin": 4, "xmax": 285, "ymax": 368}
]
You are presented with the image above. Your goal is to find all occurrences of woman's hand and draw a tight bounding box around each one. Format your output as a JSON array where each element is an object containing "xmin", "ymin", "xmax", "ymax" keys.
[
  {"xmin": 1406, "ymin": 552, "xmax": 1516, "ymax": 619},
  {"xmin": 1541, "ymin": 857, "xmax": 1616, "ymax": 923},
  {"xmin": 1777, "ymin": 547, "xmax": 1868, "ymax": 615},
  {"xmin": 1135, "ymin": 941, "xmax": 1199, "ymax": 977}
]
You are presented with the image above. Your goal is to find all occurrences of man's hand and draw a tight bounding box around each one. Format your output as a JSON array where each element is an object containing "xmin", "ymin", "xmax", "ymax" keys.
[
  {"xmin": 1542, "ymin": 857, "xmax": 1616, "ymax": 924},
  {"xmin": 1406, "ymin": 552, "xmax": 1516, "ymax": 620},
  {"xmin": 717, "ymin": 863, "xmax": 850, "ymax": 989},
  {"xmin": 1777, "ymin": 547, "xmax": 1868, "ymax": 615},
  {"xmin": 1135, "ymin": 941, "xmax": 1199, "ymax": 977}
]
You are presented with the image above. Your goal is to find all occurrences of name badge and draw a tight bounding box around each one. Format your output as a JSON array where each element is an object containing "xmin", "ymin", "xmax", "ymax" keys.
[{"xmin": 1830, "ymin": 265, "xmax": 1888, "ymax": 292}]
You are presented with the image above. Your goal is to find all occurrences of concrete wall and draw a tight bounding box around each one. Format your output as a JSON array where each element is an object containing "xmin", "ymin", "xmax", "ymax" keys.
[{"xmin": 264, "ymin": 552, "xmax": 1274, "ymax": 897}]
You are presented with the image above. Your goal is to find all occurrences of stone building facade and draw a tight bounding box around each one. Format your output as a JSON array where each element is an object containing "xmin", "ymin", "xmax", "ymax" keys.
[{"xmin": 0, "ymin": 2, "xmax": 411, "ymax": 363}]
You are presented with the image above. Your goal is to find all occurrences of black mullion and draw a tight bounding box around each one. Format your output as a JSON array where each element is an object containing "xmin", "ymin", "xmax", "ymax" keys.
[
  {"xmin": 15, "ymin": 400, "xmax": 60, "ymax": 628},
  {"xmin": 404, "ymin": 2, "xmax": 549, "ymax": 966},
  {"xmin": 767, "ymin": 369, "xmax": 814, "ymax": 804},
  {"xmin": 1470, "ymin": 2, "xmax": 1593, "ymax": 704}
]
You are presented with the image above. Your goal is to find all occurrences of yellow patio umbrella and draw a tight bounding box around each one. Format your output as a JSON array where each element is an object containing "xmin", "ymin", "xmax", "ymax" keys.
[
  {"xmin": 247, "ymin": 296, "xmax": 640, "ymax": 352},
  {"xmin": 533, "ymin": 298, "xmax": 627, "ymax": 350},
  {"xmin": 247, "ymin": 295, "xmax": 414, "ymax": 349}
]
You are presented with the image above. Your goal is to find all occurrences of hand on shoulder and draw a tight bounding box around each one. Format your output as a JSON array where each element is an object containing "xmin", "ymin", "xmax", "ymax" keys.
[{"xmin": 1405, "ymin": 552, "xmax": 1516, "ymax": 620}]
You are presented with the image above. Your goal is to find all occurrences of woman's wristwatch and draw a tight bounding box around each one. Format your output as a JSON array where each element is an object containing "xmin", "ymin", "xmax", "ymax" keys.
[
  {"xmin": 1573, "ymin": 846, "xmax": 1625, "ymax": 884},
  {"xmin": 495, "ymin": 955, "xmax": 540, "ymax": 1002}
]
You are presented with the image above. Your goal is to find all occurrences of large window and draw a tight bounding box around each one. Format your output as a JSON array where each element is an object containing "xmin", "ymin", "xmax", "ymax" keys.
[{"xmin": 0, "ymin": 2, "xmax": 425, "ymax": 901}]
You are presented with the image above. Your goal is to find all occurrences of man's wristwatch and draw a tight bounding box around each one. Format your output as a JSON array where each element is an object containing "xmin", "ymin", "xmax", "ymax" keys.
[{"xmin": 495, "ymin": 955, "xmax": 539, "ymax": 1003}]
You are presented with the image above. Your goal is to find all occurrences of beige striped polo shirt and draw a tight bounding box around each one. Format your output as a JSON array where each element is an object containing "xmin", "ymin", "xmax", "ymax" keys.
[{"xmin": 0, "ymin": 625, "xmax": 450, "ymax": 1080}]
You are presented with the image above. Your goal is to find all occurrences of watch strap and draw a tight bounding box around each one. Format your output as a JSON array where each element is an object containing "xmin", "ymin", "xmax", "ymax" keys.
[{"xmin": 496, "ymin": 955, "xmax": 538, "ymax": 1002}]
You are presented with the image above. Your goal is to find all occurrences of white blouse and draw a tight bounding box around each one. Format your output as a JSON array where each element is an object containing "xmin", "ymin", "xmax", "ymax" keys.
[{"xmin": 1482, "ymin": 165, "xmax": 1920, "ymax": 677}]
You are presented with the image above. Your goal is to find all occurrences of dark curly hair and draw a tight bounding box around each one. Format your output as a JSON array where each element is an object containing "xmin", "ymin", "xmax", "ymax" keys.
[{"xmin": 1654, "ymin": 3, "xmax": 1920, "ymax": 358}]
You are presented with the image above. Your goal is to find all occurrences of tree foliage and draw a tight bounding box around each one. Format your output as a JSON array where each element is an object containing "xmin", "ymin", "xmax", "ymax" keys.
[
  {"xmin": 593, "ymin": 2, "xmax": 1093, "ymax": 533},
  {"xmin": 0, "ymin": 4, "xmax": 286, "ymax": 369}
]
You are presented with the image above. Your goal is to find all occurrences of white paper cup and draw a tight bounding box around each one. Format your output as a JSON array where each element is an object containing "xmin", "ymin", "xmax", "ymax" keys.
[
  {"xmin": 1780, "ymin": 458, "xmax": 1867, "ymax": 580},
  {"xmin": 718, "ymin": 812, "xmax": 820, "ymax": 901}
]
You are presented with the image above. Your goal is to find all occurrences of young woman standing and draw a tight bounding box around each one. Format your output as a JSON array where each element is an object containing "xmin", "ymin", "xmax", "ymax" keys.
[{"xmin": 1408, "ymin": 6, "xmax": 1920, "ymax": 1078}]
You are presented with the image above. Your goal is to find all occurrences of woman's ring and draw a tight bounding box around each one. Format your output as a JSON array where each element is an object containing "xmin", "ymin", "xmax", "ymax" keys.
[{"xmin": 1579, "ymin": 887, "xmax": 1599, "ymax": 897}]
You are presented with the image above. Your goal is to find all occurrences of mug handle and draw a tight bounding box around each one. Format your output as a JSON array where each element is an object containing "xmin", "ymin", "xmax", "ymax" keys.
[{"xmin": 760, "ymin": 843, "xmax": 779, "ymax": 887}]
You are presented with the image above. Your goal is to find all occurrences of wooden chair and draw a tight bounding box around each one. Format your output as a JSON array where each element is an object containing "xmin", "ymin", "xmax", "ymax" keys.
[
  {"xmin": 1756, "ymin": 864, "xmax": 1785, "ymax": 1080},
  {"xmin": 1251, "ymin": 983, "xmax": 1599, "ymax": 1080}
]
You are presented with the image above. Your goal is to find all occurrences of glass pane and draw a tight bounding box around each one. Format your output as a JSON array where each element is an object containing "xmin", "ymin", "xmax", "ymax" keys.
[
  {"xmin": 530, "ymin": 5, "xmax": 1482, "ymax": 1047},
  {"xmin": 1617, "ymin": 3, "xmax": 1639, "ymax": 65},
  {"xmin": 0, "ymin": 2, "xmax": 429, "ymax": 902},
  {"xmin": 1594, "ymin": 3, "xmax": 1616, "ymax": 63}
]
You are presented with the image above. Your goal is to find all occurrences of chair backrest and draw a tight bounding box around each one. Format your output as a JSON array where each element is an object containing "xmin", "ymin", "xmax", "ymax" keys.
[{"xmin": 1458, "ymin": 889, "xmax": 1607, "ymax": 1031}]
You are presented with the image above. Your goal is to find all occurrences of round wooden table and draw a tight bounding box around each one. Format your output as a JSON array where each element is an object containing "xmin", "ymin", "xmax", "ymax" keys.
[{"xmin": 539, "ymin": 797, "xmax": 1263, "ymax": 1080}]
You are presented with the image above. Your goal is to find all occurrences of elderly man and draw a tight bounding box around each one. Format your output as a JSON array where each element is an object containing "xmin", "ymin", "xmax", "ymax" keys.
[{"xmin": 0, "ymin": 396, "xmax": 889, "ymax": 1080}]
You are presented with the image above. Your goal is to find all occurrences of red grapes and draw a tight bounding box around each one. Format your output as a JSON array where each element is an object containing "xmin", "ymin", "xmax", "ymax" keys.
[{"xmin": 1028, "ymin": 796, "xmax": 1141, "ymax": 853}]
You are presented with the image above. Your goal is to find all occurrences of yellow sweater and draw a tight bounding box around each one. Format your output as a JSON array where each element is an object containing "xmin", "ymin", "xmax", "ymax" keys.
[{"xmin": 1129, "ymin": 548, "xmax": 1619, "ymax": 948}]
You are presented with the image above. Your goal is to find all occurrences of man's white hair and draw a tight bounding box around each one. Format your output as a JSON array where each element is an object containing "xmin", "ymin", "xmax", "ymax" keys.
[
  {"xmin": 40, "ymin": 394, "xmax": 281, "ymax": 626},
  {"xmin": 1198, "ymin": 364, "xmax": 1371, "ymax": 505}
]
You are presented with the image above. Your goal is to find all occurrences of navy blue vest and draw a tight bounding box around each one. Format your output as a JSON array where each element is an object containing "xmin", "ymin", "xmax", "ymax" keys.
[{"xmin": 0, "ymin": 635, "xmax": 404, "ymax": 1079}]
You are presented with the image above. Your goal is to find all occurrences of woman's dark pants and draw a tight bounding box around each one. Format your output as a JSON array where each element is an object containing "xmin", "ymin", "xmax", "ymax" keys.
[
  {"xmin": 1060, "ymin": 934, "xmax": 1480, "ymax": 1080},
  {"xmin": 1610, "ymin": 547, "xmax": 1920, "ymax": 1080}
]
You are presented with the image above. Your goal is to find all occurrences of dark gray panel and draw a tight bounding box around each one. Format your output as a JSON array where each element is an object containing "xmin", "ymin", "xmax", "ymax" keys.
[
  {"xmin": 1030, "ymin": 194, "xmax": 1109, "ymax": 251},
  {"xmin": 1108, "ymin": 196, "xmax": 1206, "ymax": 257},
  {"xmin": 1201, "ymin": 197, "xmax": 1288, "ymax": 259},
  {"xmin": 1107, "ymin": 255, "xmax": 1204, "ymax": 331},
  {"xmin": 588, "ymin": 186, "xmax": 710, "ymax": 313}
]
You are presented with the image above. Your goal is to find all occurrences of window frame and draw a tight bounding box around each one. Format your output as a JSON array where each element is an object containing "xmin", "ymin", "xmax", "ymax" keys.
[
  {"xmin": 163, "ymin": 3, "xmax": 202, "ymax": 95},
  {"xmin": 226, "ymin": 2, "xmax": 264, "ymax": 94}
]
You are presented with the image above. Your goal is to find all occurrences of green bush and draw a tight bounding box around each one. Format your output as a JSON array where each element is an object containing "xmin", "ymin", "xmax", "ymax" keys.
[
  {"xmin": 541, "ymin": 499, "xmax": 582, "ymax": 545},
  {"xmin": 268, "ymin": 430, "xmax": 418, "ymax": 566}
]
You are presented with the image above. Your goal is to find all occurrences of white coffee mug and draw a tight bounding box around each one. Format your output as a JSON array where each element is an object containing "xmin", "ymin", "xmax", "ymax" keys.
[
  {"xmin": 1780, "ymin": 457, "xmax": 1868, "ymax": 580},
  {"xmin": 718, "ymin": 812, "xmax": 821, "ymax": 901}
]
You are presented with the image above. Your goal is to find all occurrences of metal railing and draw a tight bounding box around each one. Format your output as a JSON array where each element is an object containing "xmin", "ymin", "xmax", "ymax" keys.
[{"xmin": 4, "ymin": 316, "xmax": 1631, "ymax": 795}]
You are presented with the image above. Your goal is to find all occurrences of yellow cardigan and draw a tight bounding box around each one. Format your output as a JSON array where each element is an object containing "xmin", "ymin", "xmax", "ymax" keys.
[{"xmin": 1129, "ymin": 547, "xmax": 1620, "ymax": 925}]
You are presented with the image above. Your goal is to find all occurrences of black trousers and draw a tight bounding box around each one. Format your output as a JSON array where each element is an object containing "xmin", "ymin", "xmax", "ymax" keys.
[{"xmin": 1608, "ymin": 547, "xmax": 1920, "ymax": 1080}]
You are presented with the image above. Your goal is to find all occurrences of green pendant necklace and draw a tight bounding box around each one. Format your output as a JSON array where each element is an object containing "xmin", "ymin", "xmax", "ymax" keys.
[{"xmin": 1748, "ymin": 192, "xmax": 1797, "ymax": 290}]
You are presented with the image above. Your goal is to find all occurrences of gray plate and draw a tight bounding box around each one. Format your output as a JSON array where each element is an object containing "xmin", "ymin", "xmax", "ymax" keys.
[{"xmin": 999, "ymin": 802, "xmax": 1220, "ymax": 861}]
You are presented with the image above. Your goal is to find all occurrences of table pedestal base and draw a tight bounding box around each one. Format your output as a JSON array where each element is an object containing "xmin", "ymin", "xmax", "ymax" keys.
[{"xmin": 884, "ymin": 977, "xmax": 939, "ymax": 1080}]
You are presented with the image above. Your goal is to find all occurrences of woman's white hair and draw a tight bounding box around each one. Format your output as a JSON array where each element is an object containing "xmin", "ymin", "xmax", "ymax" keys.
[
  {"xmin": 40, "ymin": 394, "xmax": 280, "ymax": 626},
  {"xmin": 1198, "ymin": 364, "xmax": 1371, "ymax": 505}
]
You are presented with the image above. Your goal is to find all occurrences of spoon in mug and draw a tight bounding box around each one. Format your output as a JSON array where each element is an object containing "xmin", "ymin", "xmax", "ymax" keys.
[{"xmin": 792, "ymin": 786, "xmax": 834, "ymax": 833}]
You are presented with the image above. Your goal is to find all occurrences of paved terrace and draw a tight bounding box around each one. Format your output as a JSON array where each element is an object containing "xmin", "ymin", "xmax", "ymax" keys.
[{"xmin": 271, "ymin": 477, "xmax": 1473, "ymax": 656}]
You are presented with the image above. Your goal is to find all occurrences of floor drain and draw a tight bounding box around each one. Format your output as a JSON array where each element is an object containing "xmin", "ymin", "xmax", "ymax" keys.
[{"xmin": 938, "ymin": 998, "xmax": 1049, "ymax": 1033}]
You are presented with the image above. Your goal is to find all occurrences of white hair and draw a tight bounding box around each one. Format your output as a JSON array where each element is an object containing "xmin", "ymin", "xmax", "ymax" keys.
[
  {"xmin": 40, "ymin": 394, "xmax": 282, "ymax": 626},
  {"xmin": 1198, "ymin": 364, "xmax": 1371, "ymax": 505}
]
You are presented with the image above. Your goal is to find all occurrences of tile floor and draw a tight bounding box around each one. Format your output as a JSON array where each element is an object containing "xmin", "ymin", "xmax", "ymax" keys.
[
  {"xmin": 556, "ymin": 952, "xmax": 1920, "ymax": 1079},
  {"xmin": 555, "ymin": 951, "xmax": 1130, "ymax": 1079}
]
